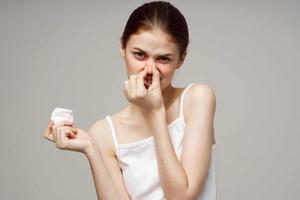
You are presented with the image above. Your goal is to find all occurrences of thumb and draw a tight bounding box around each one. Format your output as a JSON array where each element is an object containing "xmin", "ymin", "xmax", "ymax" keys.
[{"xmin": 44, "ymin": 120, "xmax": 55, "ymax": 142}]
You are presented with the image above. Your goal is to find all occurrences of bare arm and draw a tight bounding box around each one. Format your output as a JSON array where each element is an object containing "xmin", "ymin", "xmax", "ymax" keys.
[
  {"xmin": 85, "ymin": 120, "xmax": 131, "ymax": 200},
  {"xmin": 43, "ymin": 118, "xmax": 130, "ymax": 199},
  {"xmin": 84, "ymin": 145, "xmax": 121, "ymax": 200},
  {"xmin": 148, "ymin": 84, "xmax": 216, "ymax": 200}
]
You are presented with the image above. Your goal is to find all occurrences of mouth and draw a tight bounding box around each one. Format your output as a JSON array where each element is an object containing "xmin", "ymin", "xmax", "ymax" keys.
[
  {"xmin": 144, "ymin": 79, "xmax": 152, "ymax": 88},
  {"xmin": 144, "ymin": 75, "xmax": 152, "ymax": 85},
  {"xmin": 144, "ymin": 77, "xmax": 162, "ymax": 88}
]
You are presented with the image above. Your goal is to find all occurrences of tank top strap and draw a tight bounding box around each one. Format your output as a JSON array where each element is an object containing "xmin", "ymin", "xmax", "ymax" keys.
[
  {"xmin": 105, "ymin": 115, "xmax": 119, "ymax": 157},
  {"xmin": 179, "ymin": 83, "xmax": 196, "ymax": 118}
]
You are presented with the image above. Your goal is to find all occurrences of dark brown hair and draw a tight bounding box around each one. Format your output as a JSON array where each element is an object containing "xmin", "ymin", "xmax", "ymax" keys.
[{"xmin": 120, "ymin": 1, "xmax": 189, "ymax": 59}]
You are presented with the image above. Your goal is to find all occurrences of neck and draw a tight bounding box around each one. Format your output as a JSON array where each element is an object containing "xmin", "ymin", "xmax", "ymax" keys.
[{"xmin": 162, "ymin": 83, "xmax": 176, "ymax": 106}]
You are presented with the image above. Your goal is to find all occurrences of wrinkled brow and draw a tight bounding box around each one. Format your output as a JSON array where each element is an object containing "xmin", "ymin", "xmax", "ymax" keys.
[{"xmin": 132, "ymin": 47, "xmax": 174, "ymax": 57}]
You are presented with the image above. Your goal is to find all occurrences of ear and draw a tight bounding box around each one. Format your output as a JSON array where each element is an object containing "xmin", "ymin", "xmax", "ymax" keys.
[
  {"xmin": 120, "ymin": 43, "xmax": 125, "ymax": 57},
  {"xmin": 177, "ymin": 50, "xmax": 187, "ymax": 70}
]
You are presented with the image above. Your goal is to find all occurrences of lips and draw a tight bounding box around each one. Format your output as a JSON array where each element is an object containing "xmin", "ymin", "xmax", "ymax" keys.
[
  {"xmin": 145, "ymin": 75, "xmax": 152, "ymax": 79},
  {"xmin": 144, "ymin": 75, "xmax": 152, "ymax": 81},
  {"xmin": 144, "ymin": 79, "xmax": 152, "ymax": 84},
  {"xmin": 144, "ymin": 76, "xmax": 152, "ymax": 88},
  {"xmin": 144, "ymin": 77, "xmax": 152, "ymax": 81}
]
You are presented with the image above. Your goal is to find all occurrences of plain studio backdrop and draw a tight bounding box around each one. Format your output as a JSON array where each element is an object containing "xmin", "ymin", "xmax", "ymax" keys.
[{"xmin": 0, "ymin": 0, "xmax": 299, "ymax": 199}]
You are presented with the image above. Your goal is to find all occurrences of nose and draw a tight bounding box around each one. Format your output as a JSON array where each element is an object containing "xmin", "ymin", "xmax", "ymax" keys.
[
  {"xmin": 145, "ymin": 65, "xmax": 152, "ymax": 75},
  {"xmin": 144, "ymin": 59, "xmax": 155, "ymax": 74}
]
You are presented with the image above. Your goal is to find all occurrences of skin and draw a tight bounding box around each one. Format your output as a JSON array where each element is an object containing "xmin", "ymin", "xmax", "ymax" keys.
[
  {"xmin": 44, "ymin": 28, "xmax": 216, "ymax": 200},
  {"xmin": 119, "ymin": 30, "xmax": 216, "ymax": 199},
  {"xmin": 44, "ymin": 28, "xmax": 215, "ymax": 154},
  {"xmin": 43, "ymin": 29, "xmax": 187, "ymax": 152},
  {"xmin": 114, "ymin": 29, "xmax": 215, "ymax": 145},
  {"xmin": 117, "ymin": 29, "xmax": 187, "ymax": 132}
]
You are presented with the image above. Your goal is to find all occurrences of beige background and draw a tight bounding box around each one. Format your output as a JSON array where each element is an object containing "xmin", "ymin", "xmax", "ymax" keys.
[{"xmin": 0, "ymin": 0, "xmax": 299, "ymax": 199}]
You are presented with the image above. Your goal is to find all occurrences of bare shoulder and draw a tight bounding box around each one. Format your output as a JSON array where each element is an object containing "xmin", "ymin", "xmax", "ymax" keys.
[
  {"xmin": 184, "ymin": 83, "xmax": 216, "ymax": 119},
  {"xmin": 186, "ymin": 83, "xmax": 216, "ymax": 101},
  {"xmin": 88, "ymin": 118, "xmax": 115, "ymax": 156},
  {"xmin": 88, "ymin": 118, "xmax": 109, "ymax": 136}
]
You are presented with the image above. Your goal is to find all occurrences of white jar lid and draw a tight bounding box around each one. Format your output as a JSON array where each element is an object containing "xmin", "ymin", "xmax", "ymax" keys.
[{"xmin": 50, "ymin": 107, "xmax": 74, "ymax": 124}]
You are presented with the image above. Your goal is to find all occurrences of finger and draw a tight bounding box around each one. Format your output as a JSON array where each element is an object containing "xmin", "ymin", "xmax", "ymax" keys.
[
  {"xmin": 53, "ymin": 120, "xmax": 74, "ymax": 129},
  {"xmin": 53, "ymin": 126, "xmax": 58, "ymax": 145},
  {"xmin": 59, "ymin": 128, "xmax": 70, "ymax": 149},
  {"xmin": 129, "ymin": 74, "xmax": 137, "ymax": 98},
  {"xmin": 68, "ymin": 131, "xmax": 76, "ymax": 139},
  {"xmin": 58, "ymin": 126, "xmax": 76, "ymax": 136},
  {"xmin": 57, "ymin": 127, "xmax": 71, "ymax": 149},
  {"xmin": 122, "ymin": 87, "xmax": 129, "ymax": 100},
  {"xmin": 67, "ymin": 126, "xmax": 77, "ymax": 134},
  {"xmin": 44, "ymin": 120, "xmax": 55, "ymax": 142},
  {"xmin": 137, "ymin": 68, "xmax": 147, "ymax": 95},
  {"xmin": 52, "ymin": 122, "xmax": 61, "ymax": 146},
  {"xmin": 52, "ymin": 121, "xmax": 74, "ymax": 141},
  {"xmin": 68, "ymin": 127, "xmax": 77, "ymax": 139},
  {"xmin": 56, "ymin": 127, "xmax": 63, "ymax": 148},
  {"xmin": 123, "ymin": 80, "xmax": 130, "ymax": 101},
  {"xmin": 44, "ymin": 133, "xmax": 54, "ymax": 142},
  {"xmin": 151, "ymin": 64, "xmax": 161, "ymax": 88}
]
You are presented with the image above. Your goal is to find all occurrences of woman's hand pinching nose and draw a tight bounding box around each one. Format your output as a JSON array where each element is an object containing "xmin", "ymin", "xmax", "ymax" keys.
[{"xmin": 122, "ymin": 65, "xmax": 164, "ymax": 111}]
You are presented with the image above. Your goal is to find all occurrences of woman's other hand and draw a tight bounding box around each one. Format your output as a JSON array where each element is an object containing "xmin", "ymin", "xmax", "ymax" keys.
[{"xmin": 44, "ymin": 120, "xmax": 94, "ymax": 154}]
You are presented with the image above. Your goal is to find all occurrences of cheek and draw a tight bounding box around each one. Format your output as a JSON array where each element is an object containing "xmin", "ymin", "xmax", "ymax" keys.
[
  {"xmin": 157, "ymin": 66, "xmax": 174, "ymax": 77},
  {"xmin": 125, "ymin": 56, "xmax": 144, "ymax": 73},
  {"xmin": 127, "ymin": 55, "xmax": 139, "ymax": 65}
]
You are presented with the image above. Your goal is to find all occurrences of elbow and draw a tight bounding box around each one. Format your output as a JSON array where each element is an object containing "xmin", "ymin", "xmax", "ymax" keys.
[
  {"xmin": 186, "ymin": 187, "xmax": 205, "ymax": 200},
  {"xmin": 164, "ymin": 180, "xmax": 205, "ymax": 200},
  {"xmin": 182, "ymin": 183, "xmax": 205, "ymax": 200},
  {"xmin": 166, "ymin": 190, "xmax": 201, "ymax": 200}
]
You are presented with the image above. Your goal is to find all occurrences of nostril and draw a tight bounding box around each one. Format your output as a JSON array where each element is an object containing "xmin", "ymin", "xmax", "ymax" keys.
[{"xmin": 144, "ymin": 74, "xmax": 153, "ymax": 79}]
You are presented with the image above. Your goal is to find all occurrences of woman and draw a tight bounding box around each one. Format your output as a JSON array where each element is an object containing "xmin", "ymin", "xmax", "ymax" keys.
[{"xmin": 44, "ymin": 1, "xmax": 217, "ymax": 200}]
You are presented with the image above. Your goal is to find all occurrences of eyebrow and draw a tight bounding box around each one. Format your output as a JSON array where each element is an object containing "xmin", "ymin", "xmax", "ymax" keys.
[{"xmin": 132, "ymin": 47, "xmax": 174, "ymax": 57}]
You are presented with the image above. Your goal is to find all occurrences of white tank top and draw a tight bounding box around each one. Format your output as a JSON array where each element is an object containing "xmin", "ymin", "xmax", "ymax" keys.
[{"xmin": 105, "ymin": 83, "xmax": 217, "ymax": 200}]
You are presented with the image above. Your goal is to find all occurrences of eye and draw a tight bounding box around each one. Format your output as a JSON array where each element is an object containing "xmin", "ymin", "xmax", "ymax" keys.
[
  {"xmin": 157, "ymin": 57, "xmax": 171, "ymax": 63},
  {"xmin": 133, "ymin": 52, "xmax": 145, "ymax": 58},
  {"xmin": 158, "ymin": 57, "xmax": 170, "ymax": 61}
]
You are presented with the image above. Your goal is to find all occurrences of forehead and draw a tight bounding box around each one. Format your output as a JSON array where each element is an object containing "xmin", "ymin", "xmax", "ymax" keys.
[{"xmin": 126, "ymin": 30, "xmax": 178, "ymax": 55}]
